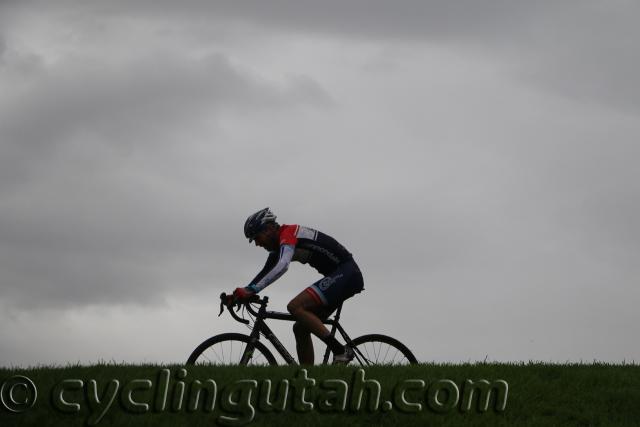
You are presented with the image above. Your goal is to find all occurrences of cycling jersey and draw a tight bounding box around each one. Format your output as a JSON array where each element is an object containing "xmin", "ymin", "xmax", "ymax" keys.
[{"xmin": 249, "ymin": 224, "xmax": 354, "ymax": 292}]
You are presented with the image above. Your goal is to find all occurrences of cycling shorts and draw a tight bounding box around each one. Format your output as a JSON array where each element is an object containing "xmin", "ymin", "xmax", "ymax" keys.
[{"xmin": 305, "ymin": 259, "xmax": 364, "ymax": 311}]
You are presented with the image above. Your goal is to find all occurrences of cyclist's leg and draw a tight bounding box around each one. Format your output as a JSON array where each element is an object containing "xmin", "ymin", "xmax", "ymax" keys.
[
  {"xmin": 288, "ymin": 261, "xmax": 364, "ymax": 361},
  {"xmin": 292, "ymin": 321, "xmax": 314, "ymax": 365},
  {"xmin": 288, "ymin": 292, "xmax": 333, "ymax": 364},
  {"xmin": 292, "ymin": 309, "xmax": 330, "ymax": 365}
]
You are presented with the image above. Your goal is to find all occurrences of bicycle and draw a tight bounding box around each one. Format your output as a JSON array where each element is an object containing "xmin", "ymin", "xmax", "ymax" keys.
[{"xmin": 187, "ymin": 293, "xmax": 418, "ymax": 366}]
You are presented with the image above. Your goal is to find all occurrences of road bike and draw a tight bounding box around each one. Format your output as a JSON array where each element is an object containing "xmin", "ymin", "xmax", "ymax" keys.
[{"xmin": 187, "ymin": 293, "xmax": 418, "ymax": 366}]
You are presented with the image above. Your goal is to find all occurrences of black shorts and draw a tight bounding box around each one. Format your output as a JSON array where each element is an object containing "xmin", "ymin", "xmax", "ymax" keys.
[{"xmin": 305, "ymin": 260, "xmax": 364, "ymax": 312}]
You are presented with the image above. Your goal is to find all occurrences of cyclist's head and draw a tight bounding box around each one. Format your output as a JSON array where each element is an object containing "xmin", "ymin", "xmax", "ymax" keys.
[{"xmin": 244, "ymin": 207, "xmax": 278, "ymax": 243}]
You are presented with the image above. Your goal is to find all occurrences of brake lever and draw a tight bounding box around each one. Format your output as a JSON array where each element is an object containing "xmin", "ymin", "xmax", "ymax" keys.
[
  {"xmin": 218, "ymin": 292, "xmax": 252, "ymax": 324},
  {"xmin": 219, "ymin": 292, "xmax": 233, "ymax": 316}
]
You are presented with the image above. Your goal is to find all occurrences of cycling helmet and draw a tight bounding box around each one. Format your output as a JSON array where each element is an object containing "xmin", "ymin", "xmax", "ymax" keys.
[{"xmin": 244, "ymin": 207, "xmax": 277, "ymax": 242}]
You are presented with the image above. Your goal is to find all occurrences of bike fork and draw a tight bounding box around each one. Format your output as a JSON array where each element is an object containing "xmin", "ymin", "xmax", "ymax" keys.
[{"xmin": 240, "ymin": 323, "xmax": 263, "ymax": 365}]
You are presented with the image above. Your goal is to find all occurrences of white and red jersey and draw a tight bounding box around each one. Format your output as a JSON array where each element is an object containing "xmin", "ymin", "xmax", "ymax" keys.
[{"xmin": 249, "ymin": 224, "xmax": 353, "ymax": 292}]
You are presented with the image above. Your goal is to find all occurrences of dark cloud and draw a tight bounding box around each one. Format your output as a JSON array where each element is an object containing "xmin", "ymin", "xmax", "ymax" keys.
[
  {"xmin": 0, "ymin": 164, "xmax": 244, "ymax": 309},
  {"xmin": 87, "ymin": 0, "xmax": 544, "ymax": 41},
  {"xmin": 2, "ymin": 52, "xmax": 330, "ymax": 148},
  {"xmin": 129, "ymin": 1, "xmax": 640, "ymax": 111},
  {"xmin": 7, "ymin": 1, "xmax": 640, "ymax": 112},
  {"xmin": 0, "ymin": 47, "xmax": 331, "ymax": 195},
  {"xmin": 0, "ymin": 26, "xmax": 333, "ymax": 310}
]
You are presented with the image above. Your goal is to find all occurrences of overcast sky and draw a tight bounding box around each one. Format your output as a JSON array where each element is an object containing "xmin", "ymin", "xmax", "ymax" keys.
[{"xmin": 1, "ymin": 0, "xmax": 639, "ymax": 366}]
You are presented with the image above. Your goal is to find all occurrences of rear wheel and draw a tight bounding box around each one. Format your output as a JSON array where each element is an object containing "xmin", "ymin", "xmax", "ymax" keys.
[
  {"xmin": 350, "ymin": 334, "xmax": 418, "ymax": 365},
  {"xmin": 187, "ymin": 333, "xmax": 278, "ymax": 366}
]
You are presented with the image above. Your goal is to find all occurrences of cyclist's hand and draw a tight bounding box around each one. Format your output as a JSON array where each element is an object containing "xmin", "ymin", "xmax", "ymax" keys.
[{"xmin": 233, "ymin": 286, "xmax": 255, "ymax": 301}]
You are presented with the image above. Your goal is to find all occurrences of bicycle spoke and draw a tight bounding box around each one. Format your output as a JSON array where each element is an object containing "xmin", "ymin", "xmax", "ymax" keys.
[
  {"xmin": 350, "ymin": 336, "xmax": 416, "ymax": 366},
  {"xmin": 362, "ymin": 344, "xmax": 373, "ymax": 364},
  {"xmin": 209, "ymin": 344, "xmax": 223, "ymax": 364},
  {"xmin": 391, "ymin": 348, "xmax": 400, "ymax": 365},
  {"xmin": 382, "ymin": 343, "xmax": 391, "ymax": 362}
]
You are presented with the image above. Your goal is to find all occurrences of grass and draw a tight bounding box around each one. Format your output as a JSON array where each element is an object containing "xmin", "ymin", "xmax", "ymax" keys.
[{"xmin": 1, "ymin": 362, "xmax": 639, "ymax": 426}]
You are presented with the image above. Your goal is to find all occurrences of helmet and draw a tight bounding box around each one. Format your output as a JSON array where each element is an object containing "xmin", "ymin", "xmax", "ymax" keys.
[{"xmin": 244, "ymin": 207, "xmax": 277, "ymax": 242}]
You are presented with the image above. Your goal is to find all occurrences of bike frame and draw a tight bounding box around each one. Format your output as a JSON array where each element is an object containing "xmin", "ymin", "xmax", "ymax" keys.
[{"xmin": 238, "ymin": 296, "xmax": 358, "ymax": 365}]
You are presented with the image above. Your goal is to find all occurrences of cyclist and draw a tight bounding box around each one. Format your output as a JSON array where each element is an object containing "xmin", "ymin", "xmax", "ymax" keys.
[{"xmin": 231, "ymin": 207, "xmax": 364, "ymax": 364}]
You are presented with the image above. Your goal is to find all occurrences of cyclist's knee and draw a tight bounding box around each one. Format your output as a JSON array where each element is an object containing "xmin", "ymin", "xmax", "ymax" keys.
[
  {"xmin": 287, "ymin": 295, "xmax": 311, "ymax": 315},
  {"xmin": 288, "ymin": 291, "xmax": 321, "ymax": 316},
  {"xmin": 287, "ymin": 300, "xmax": 300, "ymax": 315}
]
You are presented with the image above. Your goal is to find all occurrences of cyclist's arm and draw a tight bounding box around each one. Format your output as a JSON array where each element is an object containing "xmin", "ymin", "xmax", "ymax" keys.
[
  {"xmin": 249, "ymin": 251, "xmax": 278, "ymax": 284},
  {"xmin": 247, "ymin": 244, "xmax": 294, "ymax": 293}
]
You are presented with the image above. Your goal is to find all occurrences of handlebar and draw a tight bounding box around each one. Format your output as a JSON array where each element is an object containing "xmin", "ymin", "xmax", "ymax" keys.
[{"xmin": 219, "ymin": 292, "xmax": 263, "ymax": 324}]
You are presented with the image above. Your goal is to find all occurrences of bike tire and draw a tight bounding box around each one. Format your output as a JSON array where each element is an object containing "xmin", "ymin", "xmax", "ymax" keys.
[
  {"xmin": 350, "ymin": 334, "xmax": 418, "ymax": 365},
  {"xmin": 187, "ymin": 333, "xmax": 278, "ymax": 366}
]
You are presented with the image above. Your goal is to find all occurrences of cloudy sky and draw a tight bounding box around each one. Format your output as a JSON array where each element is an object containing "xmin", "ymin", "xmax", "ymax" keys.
[{"xmin": 1, "ymin": 0, "xmax": 639, "ymax": 366}]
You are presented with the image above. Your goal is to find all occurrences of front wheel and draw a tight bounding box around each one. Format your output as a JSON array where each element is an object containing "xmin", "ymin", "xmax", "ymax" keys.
[
  {"xmin": 350, "ymin": 334, "xmax": 418, "ymax": 365},
  {"xmin": 187, "ymin": 333, "xmax": 278, "ymax": 366}
]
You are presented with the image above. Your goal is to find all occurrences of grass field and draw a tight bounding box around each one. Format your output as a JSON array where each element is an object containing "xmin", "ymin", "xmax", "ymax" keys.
[{"xmin": 1, "ymin": 362, "xmax": 639, "ymax": 426}]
